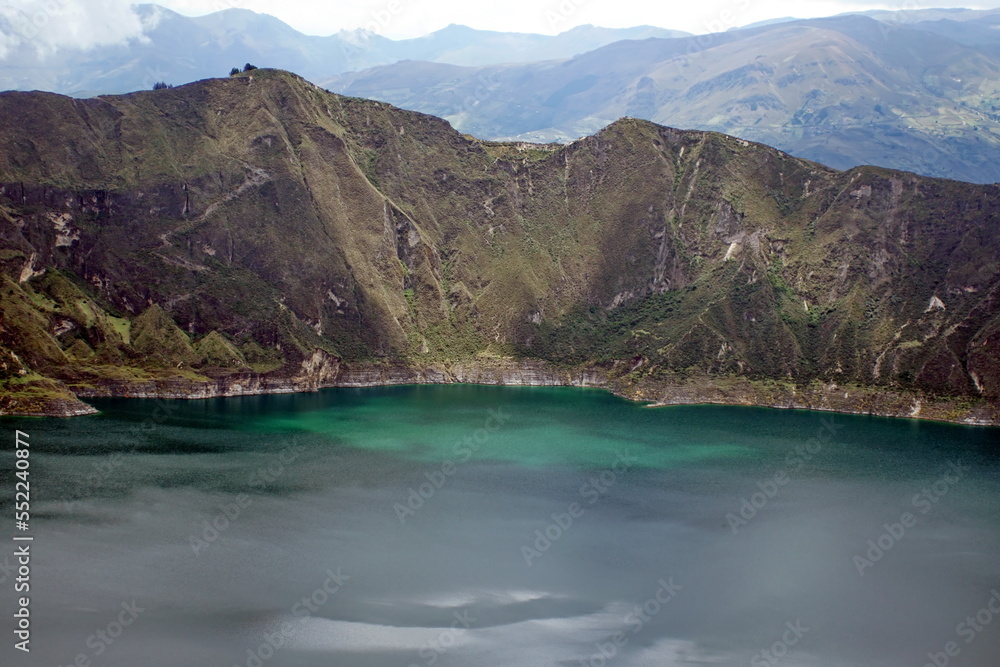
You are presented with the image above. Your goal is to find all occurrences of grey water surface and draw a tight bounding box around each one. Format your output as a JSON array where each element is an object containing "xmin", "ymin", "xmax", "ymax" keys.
[{"xmin": 2, "ymin": 385, "xmax": 998, "ymax": 667}]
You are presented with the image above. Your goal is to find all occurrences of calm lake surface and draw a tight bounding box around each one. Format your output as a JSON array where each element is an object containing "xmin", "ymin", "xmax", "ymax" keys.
[{"xmin": 2, "ymin": 385, "xmax": 999, "ymax": 666}]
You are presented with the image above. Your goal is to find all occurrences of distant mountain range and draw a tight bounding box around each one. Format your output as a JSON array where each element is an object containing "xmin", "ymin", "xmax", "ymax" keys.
[
  {"xmin": 1, "ymin": 5, "xmax": 999, "ymax": 182},
  {"xmin": 329, "ymin": 13, "xmax": 1000, "ymax": 183},
  {"xmin": 0, "ymin": 3, "xmax": 687, "ymax": 96}
]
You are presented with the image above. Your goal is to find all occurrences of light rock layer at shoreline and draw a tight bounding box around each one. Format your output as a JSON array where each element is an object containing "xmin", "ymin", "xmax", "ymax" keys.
[{"xmin": 3, "ymin": 359, "xmax": 995, "ymax": 427}]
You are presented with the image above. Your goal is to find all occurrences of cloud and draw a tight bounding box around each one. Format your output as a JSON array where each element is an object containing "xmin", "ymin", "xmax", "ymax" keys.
[{"xmin": 0, "ymin": 0, "xmax": 146, "ymax": 59}]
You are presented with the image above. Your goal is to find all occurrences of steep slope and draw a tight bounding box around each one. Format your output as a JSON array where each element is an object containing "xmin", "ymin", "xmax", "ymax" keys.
[
  {"xmin": 0, "ymin": 70, "xmax": 997, "ymax": 422},
  {"xmin": 330, "ymin": 16, "xmax": 1000, "ymax": 183}
]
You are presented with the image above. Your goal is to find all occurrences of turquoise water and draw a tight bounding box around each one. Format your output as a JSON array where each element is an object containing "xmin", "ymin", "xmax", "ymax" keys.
[{"xmin": 1, "ymin": 385, "xmax": 998, "ymax": 666}]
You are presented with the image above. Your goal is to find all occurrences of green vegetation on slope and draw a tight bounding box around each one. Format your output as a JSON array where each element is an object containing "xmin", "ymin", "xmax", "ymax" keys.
[{"xmin": 0, "ymin": 70, "xmax": 997, "ymax": 416}]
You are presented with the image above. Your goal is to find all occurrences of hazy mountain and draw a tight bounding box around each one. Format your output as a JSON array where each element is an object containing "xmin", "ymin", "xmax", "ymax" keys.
[
  {"xmin": 329, "ymin": 14, "xmax": 1000, "ymax": 182},
  {"xmin": 737, "ymin": 17, "xmax": 800, "ymax": 30},
  {"xmin": 376, "ymin": 23, "xmax": 690, "ymax": 66},
  {"xmin": 910, "ymin": 14, "xmax": 1000, "ymax": 48},
  {"xmin": 0, "ymin": 4, "xmax": 688, "ymax": 96},
  {"xmin": 0, "ymin": 70, "xmax": 997, "ymax": 423},
  {"xmin": 849, "ymin": 6, "xmax": 1000, "ymax": 24}
]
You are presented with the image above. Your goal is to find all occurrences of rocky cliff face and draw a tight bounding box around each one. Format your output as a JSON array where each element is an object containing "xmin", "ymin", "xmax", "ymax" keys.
[{"xmin": 0, "ymin": 69, "xmax": 997, "ymax": 422}]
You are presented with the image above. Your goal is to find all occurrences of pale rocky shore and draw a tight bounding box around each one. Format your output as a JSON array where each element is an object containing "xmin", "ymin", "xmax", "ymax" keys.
[{"xmin": 5, "ymin": 356, "xmax": 996, "ymax": 427}]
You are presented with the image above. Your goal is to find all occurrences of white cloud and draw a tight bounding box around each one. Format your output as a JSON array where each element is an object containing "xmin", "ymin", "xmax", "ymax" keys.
[{"xmin": 0, "ymin": 0, "xmax": 146, "ymax": 58}]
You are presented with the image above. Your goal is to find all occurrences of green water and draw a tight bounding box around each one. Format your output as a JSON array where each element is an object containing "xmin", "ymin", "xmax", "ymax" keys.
[{"xmin": 255, "ymin": 385, "xmax": 755, "ymax": 467}]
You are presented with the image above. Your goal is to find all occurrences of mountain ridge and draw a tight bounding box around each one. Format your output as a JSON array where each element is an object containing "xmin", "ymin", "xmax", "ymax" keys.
[
  {"xmin": 5, "ymin": 6, "xmax": 1000, "ymax": 182},
  {"xmin": 0, "ymin": 70, "xmax": 997, "ymax": 423},
  {"xmin": 330, "ymin": 14, "xmax": 1000, "ymax": 183}
]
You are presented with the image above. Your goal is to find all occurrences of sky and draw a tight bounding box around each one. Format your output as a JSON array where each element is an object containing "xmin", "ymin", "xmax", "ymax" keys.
[
  {"xmin": 0, "ymin": 0, "xmax": 997, "ymax": 58},
  {"xmin": 148, "ymin": 0, "xmax": 999, "ymax": 37}
]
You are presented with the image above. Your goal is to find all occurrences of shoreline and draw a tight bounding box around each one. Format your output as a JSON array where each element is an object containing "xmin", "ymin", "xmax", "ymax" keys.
[
  {"xmin": 2, "ymin": 358, "xmax": 996, "ymax": 427},
  {"xmin": 644, "ymin": 397, "xmax": 998, "ymax": 428}
]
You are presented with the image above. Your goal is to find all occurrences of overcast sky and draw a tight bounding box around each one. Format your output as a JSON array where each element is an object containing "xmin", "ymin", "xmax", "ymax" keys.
[{"xmin": 0, "ymin": 0, "xmax": 998, "ymax": 58}]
